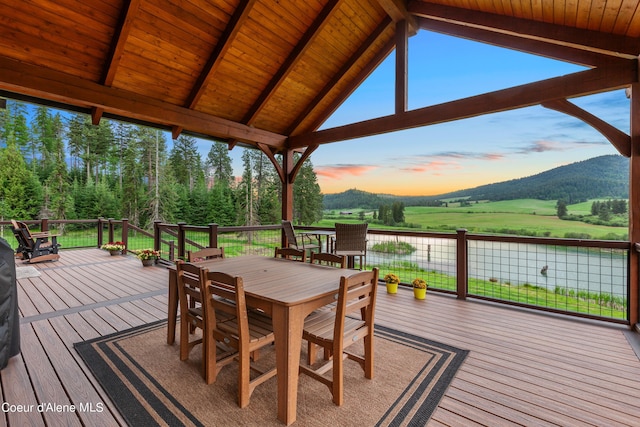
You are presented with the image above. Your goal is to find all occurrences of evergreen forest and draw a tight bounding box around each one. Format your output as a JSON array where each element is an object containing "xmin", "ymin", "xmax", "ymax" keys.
[{"xmin": 0, "ymin": 100, "xmax": 324, "ymax": 229}]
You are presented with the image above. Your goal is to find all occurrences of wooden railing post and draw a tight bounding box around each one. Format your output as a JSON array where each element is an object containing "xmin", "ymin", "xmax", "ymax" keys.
[
  {"xmin": 208, "ymin": 223, "xmax": 218, "ymax": 248},
  {"xmin": 41, "ymin": 218, "xmax": 49, "ymax": 232},
  {"xmin": 177, "ymin": 222, "xmax": 186, "ymax": 260},
  {"xmin": 169, "ymin": 241, "xmax": 175, "ymax": 261},
  {"xmin": 108, "ymin": 218, "xmax": 115, "ymax": 243},
  {"xmin": 456, "ymin": 228, "xmax": 468, "ymax": 300},
  {"xmin": 97, "ymin": 218, "xmax": 104, "ymax": 248},
  {"xmin": 153, "ymin": 221, "xmax": 162, "ymax": 252},
  {"xmin": 121, "ymin": 218, "xmax": 129, "ymax": 253}
]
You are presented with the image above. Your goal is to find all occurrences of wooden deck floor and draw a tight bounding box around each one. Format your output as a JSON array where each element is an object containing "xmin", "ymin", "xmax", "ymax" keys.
[{"xmin": 3, "ymin": 248, "xmax": 640, "ymax": 426}]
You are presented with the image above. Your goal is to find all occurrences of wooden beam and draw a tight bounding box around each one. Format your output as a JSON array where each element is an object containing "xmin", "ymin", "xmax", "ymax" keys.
[
  {"xmin": 183, "ymin": 0, "xmax": 257, "ymax": 109},
  {"xmin": 0, "ymin": 56, "xmax": 286, "ymax": 148},
  {"xmin": 542, "ymin": 99, "xmax": 631, "ymax": 157},
  {"xmin": 288, "ymin": 60, "xmax": 638, "ymax": 147},
  {"xmin": 289, "ymin": 144, "xmax": 318, "ymax": 183},
  {"xmin": 395, "ymin": 20, "xmax": 408, "ymax": 114},
  {"xmin": 628, "ymin": 83, "xmax": 640, "ymax": 326},
  {"xmin": 257, "ymin": 143, "xmax": 284, "ymax": 183},
  {"xmin": 286, "ymin": 17, "xmax": 395, "ymax": 136},
  {"xmin": 90, "ymin": 106, "xmax": 104, "ymax": 125},
  {"xmin": 415, "ymin": 17, "xmax": 625, "ymax": 68},
  {"xmin": 408, "ymin": 2, "xmax": 640, "ymax": 58},
  {"xmin": 241, "ymin": 0, "xmax": 341, "ymax": 125},
  {"xmin": 375, "ymin": 0, "xmax": 418, "ymax": 35},
  {"xmin": 102, "ymin": 0, "xmax": 141, "ymax": 86}
]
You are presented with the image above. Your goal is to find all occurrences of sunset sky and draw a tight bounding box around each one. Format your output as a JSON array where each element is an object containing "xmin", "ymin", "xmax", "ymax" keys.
[{"xmin": 221, "ymin": 30, "xmax": 628, "ymax": 196}]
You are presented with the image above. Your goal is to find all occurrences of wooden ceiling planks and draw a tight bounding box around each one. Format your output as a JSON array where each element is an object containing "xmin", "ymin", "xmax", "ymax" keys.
[{"xmin": 0, "ymin": 0, "xmax": 639, "ymax": 151}]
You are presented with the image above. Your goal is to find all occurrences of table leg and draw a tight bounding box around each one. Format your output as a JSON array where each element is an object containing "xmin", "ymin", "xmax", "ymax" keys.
[
  {"xmin": 167, "ymin": 269, "xmax": 178, "ymax": 345},
  {"xmin": 270, "ymin": 304, "xmax": 304, "ymax": 425}
]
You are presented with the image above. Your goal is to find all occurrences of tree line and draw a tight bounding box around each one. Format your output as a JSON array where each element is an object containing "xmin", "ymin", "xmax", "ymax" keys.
[{"xmin": 0, "ymin": 100, "xmax": 323, "ymax": 229}]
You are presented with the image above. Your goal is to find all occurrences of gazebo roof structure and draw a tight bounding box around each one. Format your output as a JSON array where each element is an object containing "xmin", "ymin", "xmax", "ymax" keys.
[
  {"xmin": 0, "ymin": 0, "xmax": 638, "ymax": 154},
  {"xmin": 1, "ymin": 0, "xmax": 640, "ymax": 326}
]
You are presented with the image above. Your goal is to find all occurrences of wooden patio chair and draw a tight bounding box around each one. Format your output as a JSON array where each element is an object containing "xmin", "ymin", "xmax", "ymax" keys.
[
  {"xmin": 310, "ymin": 252, "xmax": 347, "ymax": 268},
  {"xmin": 11, "ymin": 219, "xmax": 60, "ymax": 263},
  {"xmin": 299, "ymin": 268, "xmax": 379, "ymax": 406},
  {"xmin": 202, "ymin": 270, "xmax": 277, "ymax": 407},
  {"xmin": 332, "ymin": 223, "xmax": 368, "ymax": 270},
  {"xmin": 281, "ymin": 220, "xmax": 319, "ymax": 254},
  {"xmin": 176, "ymin": 261, "xmax": 208, "ymax": 368},
  {"xmin": 187, "ymin": 247, "xmax": 224, "ymax": 262},
  {"xmin": 274, "ymin": 247, "xmax": 306, "ymax": 262}
]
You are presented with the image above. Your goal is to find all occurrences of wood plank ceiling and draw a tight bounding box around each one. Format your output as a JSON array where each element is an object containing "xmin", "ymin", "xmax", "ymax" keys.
[{"xmin": 0, "ymin": 0, "xmax": 639, "ymax": 155}]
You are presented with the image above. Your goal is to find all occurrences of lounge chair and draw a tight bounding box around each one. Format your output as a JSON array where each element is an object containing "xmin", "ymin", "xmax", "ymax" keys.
[{"xmin": 11, "ymin": 219, "xmax": 60, "ymax": 263}]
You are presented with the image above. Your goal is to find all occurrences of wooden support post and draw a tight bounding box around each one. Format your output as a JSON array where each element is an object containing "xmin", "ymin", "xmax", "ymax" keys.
[
  {"xmin": 456, "ymin": 229, "xmax": 468, "ymax": 300},
  {"xmin": 628, "ymin": 83, "xmax": 640, "ymax": 327},
  {"xmin": 281, "ymin": 149, "xmax": 294, "ymax": 248},
  {"xmin": 395, "ymin": 20, "xmax": 408, "ymax": 114}
]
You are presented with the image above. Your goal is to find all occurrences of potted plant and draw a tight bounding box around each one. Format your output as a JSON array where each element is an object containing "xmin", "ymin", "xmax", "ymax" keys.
[
  {"xmin": 101, "ymin": 241, "xmax": 125, "ymax": 256},
  {"xmin": 135, "ymin": 249, "xmax": 160, "ymax": 266},
  {"xmin": 384, "ymin": 273, "xmax": 400, "ymax": 294},
  {"xmin": 412, "ymin": 278, "xmax": 427, "ymax": 300}
]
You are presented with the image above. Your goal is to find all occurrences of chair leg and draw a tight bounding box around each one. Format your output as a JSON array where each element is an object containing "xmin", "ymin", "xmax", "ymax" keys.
[
  {"xmin": 331, "ymin": 350, "xmax": 344, "ymax": 406},
  {"xmin": 307, "ymin": 341, "xmax": 317, "ymax": 365},
  {"xmin": 179, "ymin": 318, "xmax": 190, "ymax": 361},
  {"xmin": 364, "ymin": 334, "xmax": 374, "ymax": 379},
  {"xmin": 238, "ymin": 351, "xmax": 251, "ymax": 408}
]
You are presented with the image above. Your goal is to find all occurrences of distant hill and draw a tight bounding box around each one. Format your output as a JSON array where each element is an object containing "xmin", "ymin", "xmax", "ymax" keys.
[
  {"xmin": 439, "ymin": 155, "xmax": 628, "ymax": 203},
  {"xmin": 322, "ymin": 155, "xmax": 629, "ymax": 209}
]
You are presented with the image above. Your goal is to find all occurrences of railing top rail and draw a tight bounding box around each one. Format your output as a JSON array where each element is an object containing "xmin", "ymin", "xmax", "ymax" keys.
[{"xmin": 466, "ymin": 232, "xmax": 630, "ymax": 249}]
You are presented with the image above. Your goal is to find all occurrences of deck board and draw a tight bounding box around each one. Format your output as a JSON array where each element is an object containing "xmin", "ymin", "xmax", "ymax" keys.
[{"xmin": 2, "ymin": 248, "xmax": 639, "ymax": 426}]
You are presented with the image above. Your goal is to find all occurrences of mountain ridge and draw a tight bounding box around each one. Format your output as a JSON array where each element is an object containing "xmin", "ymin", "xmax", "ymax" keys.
[{"xmin": 322, "ymin": 155, "xmax": 629, "ymax": 209}]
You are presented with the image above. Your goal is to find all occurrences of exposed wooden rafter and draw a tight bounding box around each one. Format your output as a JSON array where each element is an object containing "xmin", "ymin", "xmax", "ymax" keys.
[
  {"xmin": 242, "ymin": 0, "xmax": 341, "ymax": 126},
  {"xmin": 288, "ymin": 59, "xmax": 638, "ymax": 147},
  {"xmin": 415, "ymin": 17, "xmax": 626, "ymax": 68},
  {"xmin": 286, "ymin": 17, "xmax": 395, "ymax": 136},
  {"xmin": 172, "ymin": 0, "xmax": 258, "ymax": 139},
  {"xmin": 408, "ymin": 2, "xmax": 640, "ymax": 59},
  {"xmin": 92, "ymin": 0, "xmax": 141, "ymax": 125},
  {"xmin": 376, "ymin": 0, "xmax": 418, "ymax": 34},
  {"xmin": 0, "ymin": 57, "xmax": 286, "ymax": 149}
]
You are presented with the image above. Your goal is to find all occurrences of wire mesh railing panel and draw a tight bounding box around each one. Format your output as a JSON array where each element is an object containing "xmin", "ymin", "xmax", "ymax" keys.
[
  {"xmin": 468, "ymin": 239, "xmax": 628, "ymax": 320},
  {"xmin": 217, "ymin": 228, "xmax": 281, "ymax": 258},
  {"xmin": 366, "ymin": 232, "xmax": 457, "ymax": 291}
]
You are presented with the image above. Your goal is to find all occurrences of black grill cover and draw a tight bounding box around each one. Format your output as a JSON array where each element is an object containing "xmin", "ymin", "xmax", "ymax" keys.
[{"xmin": 0, "ymin": 237, "xmax": 20, "ymax": 369}]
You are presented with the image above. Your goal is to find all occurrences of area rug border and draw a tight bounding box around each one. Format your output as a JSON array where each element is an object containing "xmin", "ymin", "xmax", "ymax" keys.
[{"xmin": 74, "ymin": 320, "xmax": 468, "ymax": 426}]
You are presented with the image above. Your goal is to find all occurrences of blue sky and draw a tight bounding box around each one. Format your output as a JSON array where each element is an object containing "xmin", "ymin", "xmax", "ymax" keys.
[{"xmin": 220, "ymin": 29, "xmax": 627, "ymax": 196}]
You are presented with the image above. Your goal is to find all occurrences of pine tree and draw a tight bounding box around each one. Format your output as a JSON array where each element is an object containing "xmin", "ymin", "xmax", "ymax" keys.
[
  {"xmin": 206, "ymin": 141, "xmax": 234, "ymax": 186},
  {"xmin": 293, "ymin": 157, "xmax": 323, "ymax": 225}
]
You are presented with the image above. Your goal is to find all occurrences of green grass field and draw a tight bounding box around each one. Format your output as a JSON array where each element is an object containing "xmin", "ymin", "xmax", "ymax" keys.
[{"xmin": 319, "ymin": 198, "xmax": 628, "ymax": 240}]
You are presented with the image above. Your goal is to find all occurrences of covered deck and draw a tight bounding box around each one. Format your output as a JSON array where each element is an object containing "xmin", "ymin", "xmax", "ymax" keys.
[{"xmin": 5, "ymin": 248, "xmax": 640, "ymax": 425}]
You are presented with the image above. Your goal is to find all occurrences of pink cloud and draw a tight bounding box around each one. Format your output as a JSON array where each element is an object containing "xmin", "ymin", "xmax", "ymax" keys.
[
  {"xmin": 315, "ymin": 164, "xmax": 378, "ymax": 179},
  {"xmin": 400, "ymin": 160, "xmax": 463, "ymax": 173}
]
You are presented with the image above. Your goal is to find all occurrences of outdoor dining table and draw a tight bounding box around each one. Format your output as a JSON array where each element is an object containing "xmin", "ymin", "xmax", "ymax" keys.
[
  {"xmin": 298, "ymin": 229, "xmax": 335, "ymax": 252},
  {"xmin": 166, "ymin": 255, "xmax": 358, "ymax": 425}
]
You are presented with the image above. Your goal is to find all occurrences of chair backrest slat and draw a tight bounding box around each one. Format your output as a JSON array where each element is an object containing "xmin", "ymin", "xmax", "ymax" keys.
[
  {"xmin": 274, "ymin": 247, "xmax": 306, "ymax": 262},
  {"xmin": 334, "ymin": 268, "xmax": 378, "ymax": 339},
  {"xmin": 188, "ymin": 247, "xmax": 224, "ymax": 262},
  {"xmin": 310, "ymin": 252, "xmax": 346, "ymax": 268},
  {"xmin": 334, "ymin": 223, "xmax": 368, "ymax": 252},
  {"xmin": 281, "ymin": 220, "xmax": 298, "ymax": 248}
]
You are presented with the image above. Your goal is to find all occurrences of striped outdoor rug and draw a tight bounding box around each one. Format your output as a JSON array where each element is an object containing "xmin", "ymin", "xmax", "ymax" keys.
[{"xmin": 75, "ymin": 320, "xmax": 468, "ymax": 426}]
